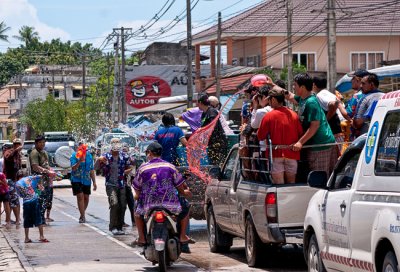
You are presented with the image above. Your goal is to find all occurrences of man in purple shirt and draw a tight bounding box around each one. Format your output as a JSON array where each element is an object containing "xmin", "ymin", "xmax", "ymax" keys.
[{"xmin": 133, "ymin": 142, "xmax": 194, "ymax": 246}]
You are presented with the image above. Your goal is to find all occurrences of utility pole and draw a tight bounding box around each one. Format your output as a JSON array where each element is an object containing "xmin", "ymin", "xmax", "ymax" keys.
[
  {"xmin": 51, "ymin": 71, "xmax": 55, "ymax": 97},
  {"xmin": 18, "ymin": 74, "xmax": 23, "ymax": 111},
  {"xmin": 216, "ymin": 12, "xmax": 222, "ymax": 100},
  {"xmin": 62, "ymin": 68, "xmax": 67, "ymax": 105},
  {"xmin": 111, "ymin": 27, "xmax": 132, "ymax": 123},
  {"xmin": 112, "ymin": 36, "xmax": 119, "ymax": 124},
  {"xmin": 186, "ymin": 0, "xmax": 193, "ymax": 108},
  {"xmin": 327, "ymin": 0, "xmax": 337, "ymax": 93},
  {"xmin": 286, "ymin": 0, "xmax": 293, "ymax": 93},
  {"xmin": 82, "ymin": 54, "xmax": 86, "ymax": 107},
  {"xmin": 120, "ymin": 27, "xmax": 127, "ymax": 123},
  {"xmin": 107, "ymin": 53, "xmax": 111, "ymax": 118}
]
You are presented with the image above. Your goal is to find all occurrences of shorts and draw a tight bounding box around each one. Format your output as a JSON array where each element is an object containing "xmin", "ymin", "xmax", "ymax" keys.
[
  {"xmin": 71, "ymin": 182, "xmax": 91, "ymax": 195},
  {"xmin": 0, "ymin": 193, "xmax": 10, "ymax": 203},
  {"xmin": 271, "ymin": 157, "xmax": 298, "ymax": 174},
  {"xmin": 9, "ymin": 191, "xmax": 20, "ymax": 208},
  {"xmin": 23, "ymin": 198, "xmax": 44, "ymax": 228}
]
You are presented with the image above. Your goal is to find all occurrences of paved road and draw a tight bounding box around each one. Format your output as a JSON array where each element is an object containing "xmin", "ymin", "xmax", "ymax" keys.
[{"xmin": 1, "ymin": 176, "xmax": 307, "ymax": 271}]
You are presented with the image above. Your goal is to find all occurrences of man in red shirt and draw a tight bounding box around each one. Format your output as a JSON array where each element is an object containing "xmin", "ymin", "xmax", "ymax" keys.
[{"xmin": 257, "ymin": 89, "xmax": 303, "ymax": 184}]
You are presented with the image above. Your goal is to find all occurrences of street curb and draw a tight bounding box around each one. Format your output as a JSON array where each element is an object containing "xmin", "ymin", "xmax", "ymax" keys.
[{"xmin": 0, "ymin": 228, "xmax": 35, "ymax": 272}]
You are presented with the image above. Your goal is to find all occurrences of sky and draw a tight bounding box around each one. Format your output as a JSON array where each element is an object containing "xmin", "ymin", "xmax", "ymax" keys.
[{"xmin": 0, "ymin": 0, "xmax": 263, "ymax": 54}]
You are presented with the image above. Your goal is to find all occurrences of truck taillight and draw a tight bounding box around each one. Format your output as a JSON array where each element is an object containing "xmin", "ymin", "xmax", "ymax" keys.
[
  {"xmin": 154, "ymin": 211, "xmax": 165, "ymax": 223},
  {"xmin": 265, "ymin": 193, "xmax": 277, "ymax": 223}
]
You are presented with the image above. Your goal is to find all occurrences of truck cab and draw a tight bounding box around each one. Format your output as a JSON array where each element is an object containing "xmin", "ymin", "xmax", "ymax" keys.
[{"xmin": 304, "ymin": 90, "xmax": 400, "ymax": 272}]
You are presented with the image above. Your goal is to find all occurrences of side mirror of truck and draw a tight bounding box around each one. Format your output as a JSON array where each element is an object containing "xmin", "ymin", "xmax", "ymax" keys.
[
  {"xmin": 307, "ymin": 171, "xmax": 328, "ymax": 189},
  {"xmin": 209, "ymin": 166, "xmax": 222, "ymax": 180}
]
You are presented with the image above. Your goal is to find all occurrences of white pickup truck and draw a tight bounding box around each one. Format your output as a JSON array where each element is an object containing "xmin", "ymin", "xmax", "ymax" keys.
[{"xmin": 304, "ymin": 90, "xmax": 400, "ymax": 272}]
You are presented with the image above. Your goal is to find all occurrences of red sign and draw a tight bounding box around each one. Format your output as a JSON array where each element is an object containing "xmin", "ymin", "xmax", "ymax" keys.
[{"xmin": 126, "ymin": 76, "xmax": 172, "ymax": 109}]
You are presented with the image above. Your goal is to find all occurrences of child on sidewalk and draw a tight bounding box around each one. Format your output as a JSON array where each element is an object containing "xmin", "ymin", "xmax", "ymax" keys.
[
  {"xmin": 7, "ymin": 170, "xmax": 24, "ymax": 226},
  {"xmin": 0, "ymin": 172, "xmax": 11, "ymax": 227},
  {"xmin": 15, "ymin": 175, "xmax": 49, "ymax": 243}
]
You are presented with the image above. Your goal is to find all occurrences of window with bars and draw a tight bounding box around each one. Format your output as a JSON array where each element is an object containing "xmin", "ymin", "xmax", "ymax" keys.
[
  {"xmin": 49, "ymin": 89, "xmax": 60, "ymax": 98},
  {"xmin": 350, "ymin": 52, "xmax": 384, "ymax": 71},
  {"xmin": 246, "ymin": 55, "xmax": 261, "ymax": 67}
]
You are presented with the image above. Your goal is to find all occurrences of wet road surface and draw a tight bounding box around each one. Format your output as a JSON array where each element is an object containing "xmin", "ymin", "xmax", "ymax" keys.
[{"xmin": 1, "ymin": 177, "xmax": 307, "ymax": 271}]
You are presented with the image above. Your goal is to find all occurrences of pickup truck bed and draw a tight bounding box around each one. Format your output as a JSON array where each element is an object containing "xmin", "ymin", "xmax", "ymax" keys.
[{"xmin": 204, "ymin": 145, "xmax": 319, "ymax": 267}]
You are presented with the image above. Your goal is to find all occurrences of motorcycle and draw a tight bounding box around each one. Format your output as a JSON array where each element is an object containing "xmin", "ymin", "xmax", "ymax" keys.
[{"xmin": 143, "ymin": 208, "xmax": 181, "ymax": 272}]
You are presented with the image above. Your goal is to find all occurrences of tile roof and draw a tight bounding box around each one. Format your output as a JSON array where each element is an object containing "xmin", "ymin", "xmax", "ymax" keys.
[
  {"xmin": 0, "ymin": 88, "xmax": 13, "ymax": 105},
  {"xmin": 192, "ymin": 0, "xmax": 400, "ymax": 43},
  {"xmin": 205, "ymin": 73, "xmax": 253, "ymax": 94}
]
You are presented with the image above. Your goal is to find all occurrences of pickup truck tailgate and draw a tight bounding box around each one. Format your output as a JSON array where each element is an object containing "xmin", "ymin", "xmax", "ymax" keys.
[{"xmin": 276, "ymin": 185, "xmax": 319, "ymax": 226}]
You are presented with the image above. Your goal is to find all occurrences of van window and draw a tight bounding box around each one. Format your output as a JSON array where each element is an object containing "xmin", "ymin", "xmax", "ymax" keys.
[
  {"xmin": 375, "ymin": 111, "xmax": 400, "ymax": 175},
  {"xmin": 331, "ymin": 152, "xmax": 360, "ymax": 190}
]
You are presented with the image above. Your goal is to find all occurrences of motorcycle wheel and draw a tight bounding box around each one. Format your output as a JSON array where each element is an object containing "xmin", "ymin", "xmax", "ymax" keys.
[{"xmin": 158, "ymin": 249, "xmax": 167, "ymax": 272}]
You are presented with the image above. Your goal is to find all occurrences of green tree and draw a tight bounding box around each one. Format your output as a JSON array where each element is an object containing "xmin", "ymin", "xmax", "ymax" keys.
[
  {"xmin": 280, "ymin": 63, "xmax": 307, "ymax": 83},
  {"xmin": 256, "ymin": 66, "xmax": 278, "ymax": 82},
  {"xmin": 21, "ymin": 95, "xmax": 67, "ymax": 134},
  {"xmin": 13, "ymin": 25, "xmax": 39, "ymax": 47},
  {"xmin": 0, "ymin": 21, "xmax": 11, "ymax": 42},
  {"xmin": 0, "ymin": 53, "xmax": 27, "ymax": 86}
]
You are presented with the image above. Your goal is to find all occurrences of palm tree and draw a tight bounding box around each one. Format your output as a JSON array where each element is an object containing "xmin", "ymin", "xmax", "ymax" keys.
[
  {"xmin": 13, "ymin": 25, "xmax": 39, "ymax": 47},
  {"xmin": 0, "ymin": 21, "xmax": 11, "ymax": 42}
]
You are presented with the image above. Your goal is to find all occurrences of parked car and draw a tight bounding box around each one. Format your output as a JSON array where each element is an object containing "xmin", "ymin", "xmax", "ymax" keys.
[
  {"xmin": 44, "ymin": 132, "xmax": 75, "ymax": 180},
  {"xmin": 303, "ymin": 90, "xmax": 400, "ymax": 272}
]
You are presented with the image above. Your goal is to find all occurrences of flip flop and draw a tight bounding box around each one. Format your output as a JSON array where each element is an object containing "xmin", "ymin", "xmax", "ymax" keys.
[
  {"xmin": 180, "ymin": 237, "xmax": 196, "ymax": 244},
  {"xmin": 39, "ymin": 238, "xmax": 50, "ymax": 243},
  {"xmin": 25, "ymin": 239, "xmax": 32, "ymax": 243},
  {"xmin": 130, "ymin": 239, "xmax": 146, "ymax": 247}
]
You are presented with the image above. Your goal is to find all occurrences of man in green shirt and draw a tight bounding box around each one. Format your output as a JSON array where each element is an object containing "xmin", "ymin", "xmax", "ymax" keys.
[
  {"xmin": 29, "ymin": 135, "xmax": 54, "ymax": 224},
  {"xmin": 267, "ymin": 73, "xmax": 338, "ymax": 178}
]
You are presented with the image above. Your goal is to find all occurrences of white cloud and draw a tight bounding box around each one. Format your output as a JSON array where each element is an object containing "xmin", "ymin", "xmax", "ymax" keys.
[{"xmin": 0, "ymin": 0, "xmax": 70, "ymax": 46}]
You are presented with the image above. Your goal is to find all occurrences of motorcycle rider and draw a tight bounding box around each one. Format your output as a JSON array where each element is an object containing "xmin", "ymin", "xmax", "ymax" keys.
[{"xmin": 132, "ymin": 142, "xmax": 195, "ymax": 247}]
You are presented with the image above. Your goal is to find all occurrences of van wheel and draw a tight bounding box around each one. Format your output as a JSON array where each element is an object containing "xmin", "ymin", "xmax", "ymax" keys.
[
  {"xmin": 245, "ymin": 215, "xmax": 262, "ymax": 267},
  {"xmin": 207, "ymin": 206, "xmax": 232, "ymax": 253},
  {"xmin": 308, "ymin": 234, "xmax": 326, "ymax": 272},
  {"xmin": 382, "ymin": 251, "xmax": 398, "ymax": 272}
]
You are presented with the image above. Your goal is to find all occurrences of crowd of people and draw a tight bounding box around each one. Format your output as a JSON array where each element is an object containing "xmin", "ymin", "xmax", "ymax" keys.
[
  {"xmin": 0, "ymin": 68, "xmax": 384, "ymax": 254},
  {"xmin": 240, "ymin": 70, "xmax": 383, "ymax": 184}
]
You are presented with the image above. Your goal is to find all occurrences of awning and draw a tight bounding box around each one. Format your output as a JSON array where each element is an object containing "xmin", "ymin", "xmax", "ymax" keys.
[
  {"xmin": 72, "ymin": 85, "xmax": 84, "ymax": 90},
  {"xmin": 48, "ymin": 85, "xmax": 64, "ymax": 90},
  {"xmin": 231, "ymin": 98, "xmax": 245, "ymax": 111},
  {"xmin": 24, "ymin": 66, "xmax": 39, "ymax": 73},
  {"xmin": 128, "ymin": 103, "xmax": 186, "ymax": 115},
  {"xmin": 0, "ymin": 83, "xmax": 28, "ymax": 89},
  {"xmin": 205, "ymin": 73, "xmax": 253, "ymax": 94}
]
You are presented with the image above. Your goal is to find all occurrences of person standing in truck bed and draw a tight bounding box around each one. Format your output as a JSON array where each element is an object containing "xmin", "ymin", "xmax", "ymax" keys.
[{"xmin": 257, "ymin": 88, "xmax": 303, "ymax": 184}]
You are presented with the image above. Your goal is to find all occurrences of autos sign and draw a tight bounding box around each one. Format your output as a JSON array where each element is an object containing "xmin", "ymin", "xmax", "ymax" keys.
[{"xmin": 125, "ymin": 76, "xmax": 172, "ymax": 109}]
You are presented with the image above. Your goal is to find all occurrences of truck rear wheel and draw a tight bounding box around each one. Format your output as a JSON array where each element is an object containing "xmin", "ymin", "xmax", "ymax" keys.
[
  {"xmin": 382, "ymin": 251, "xmax": 398, "ymax": 272},
  {"xmin": 307, "ymin": 234, "xmax": 326, "ymax": 272},
  {"xmin": 245, "ymin": 215, "xmax": 262, "ymax": 267},
  {"xmin": 207, "ymin": 206, "xmax": 232, "ymax": 253}
]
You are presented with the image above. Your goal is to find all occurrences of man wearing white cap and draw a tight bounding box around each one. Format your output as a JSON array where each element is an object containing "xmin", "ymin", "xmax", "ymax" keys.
[{"xmin": 97, "ymin": 141, "xmax": 134, "ymax": 235}]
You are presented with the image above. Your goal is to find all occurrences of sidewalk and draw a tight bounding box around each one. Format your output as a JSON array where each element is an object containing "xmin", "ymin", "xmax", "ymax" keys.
[{"xmin": 0, "ymin": 228, "xmax": 26, "ymax": 272}]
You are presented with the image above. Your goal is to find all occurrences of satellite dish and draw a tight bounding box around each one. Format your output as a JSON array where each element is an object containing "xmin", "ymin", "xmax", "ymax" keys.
[{"xmin": 54, "ymin": 146, "xmax": 74, "ymax": 168}]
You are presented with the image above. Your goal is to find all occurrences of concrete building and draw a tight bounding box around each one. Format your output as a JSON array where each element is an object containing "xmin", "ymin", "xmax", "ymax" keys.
[
  {"xmin": 5, "ymin": 65, "xmax": 97, "ymax": 111},
  {"xmin": 141, "ymin": 42, "xmax": 209, "ymax": 65},
  {"xmin": 0, "ymin": 65, "xmax": 97, "ymax": 139}
]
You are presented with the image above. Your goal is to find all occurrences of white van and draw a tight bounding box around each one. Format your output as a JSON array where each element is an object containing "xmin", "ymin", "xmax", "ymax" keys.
[{"xmin": 303, "ymin": 90, "xmax": 400, "ymax": 272}]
